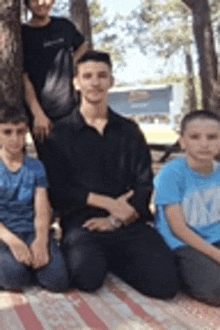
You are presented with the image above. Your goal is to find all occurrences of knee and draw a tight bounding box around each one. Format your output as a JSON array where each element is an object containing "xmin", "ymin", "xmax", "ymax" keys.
[
  {"xmin": 0, "ymin": 261, "xmax": 31, "ymax": 290},
  {"xmin": 142, "ymin": 265, "xmax": 179, "ymax": 299},
  {"xmin": 38, "ymin": 273, "xmax": 70, "ymax": 293},
  {"xmin": 137, "ymin": 272, "xmax": 179, "ymax": 299},
  {"xmin": 72, "ymin": 272, "xmax": 105, "ymax": 292},
  {"xmin": 36, "ymin": 259, "xmax": 70, "ymax": 292},
  {"xmin": 65, "ymin": 246, "xmax": 107, "ymax": 292},
  {"xmin": 148, "ymin": 279, "xmax": 179, "ymax": 299},
  {"xmin": 187, "ymin": 285, "xmax": 220, "ymax": 306}
]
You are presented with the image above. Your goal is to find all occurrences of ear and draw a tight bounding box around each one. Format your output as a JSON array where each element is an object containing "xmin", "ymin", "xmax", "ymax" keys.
[
  {"xmin": 110, "ymin": 75, "xmax": 114, "ymax": 88},
  {"xmin": 73, "ymin": 77, "xmax": 80, "ymax": 91}
]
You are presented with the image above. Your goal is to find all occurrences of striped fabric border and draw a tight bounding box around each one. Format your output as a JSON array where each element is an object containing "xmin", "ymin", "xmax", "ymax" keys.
[{"xmin": 1, "ymin": 274, "xmax": 220, "ymax": 329}]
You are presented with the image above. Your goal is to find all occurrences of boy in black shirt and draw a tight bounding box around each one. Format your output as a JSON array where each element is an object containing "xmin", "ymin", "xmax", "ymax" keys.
[{"xmin": 22, "ymin": 0, "xmax": 87, "ymax": 144}]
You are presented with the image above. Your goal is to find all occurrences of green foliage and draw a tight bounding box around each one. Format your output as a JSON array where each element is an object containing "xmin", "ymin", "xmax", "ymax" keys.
[
  {"xmin": 139, "ymin": 0, "xmax": 193, "ymax": 58},
  {"xmin": 88, "ymin": 0, "xmax": 127, "ymax": 69}
]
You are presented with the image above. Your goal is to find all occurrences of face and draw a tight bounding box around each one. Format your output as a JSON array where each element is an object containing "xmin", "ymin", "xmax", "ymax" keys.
[
  {"xmin": 0, "ymin": 122, "xmax": 27, "ymax": 156},
  {"xmin": 180, "ymin": 118, "xmax": 220, "ymax": 167},
  {"xmin": 74, "ymin": 61, "xmax": 114, "ymax": 105},
  {"xmin": 29, "ymin": 0, "xmax": 54, "ymax": 18}
]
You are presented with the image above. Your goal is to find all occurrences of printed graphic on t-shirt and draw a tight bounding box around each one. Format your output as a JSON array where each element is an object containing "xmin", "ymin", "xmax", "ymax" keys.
[
  {"xmin": 43, "ymin": 38, "xmax": 65, "ymax": 48},
  {"xmin": 183, "ymin": 184, "xmax": 220, "ymax": 227}
]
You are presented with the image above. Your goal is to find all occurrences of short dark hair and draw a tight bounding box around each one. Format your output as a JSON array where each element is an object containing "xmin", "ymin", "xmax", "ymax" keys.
[
  {"xmin": 0, "ymin": 102, "xmax": 28, "ymax": 125},
  {"xmin": 180, "ymin": 110, "xmax": 220, "ymax": 136},
  {"xmin": 75, "ymin": 50, "xmax": 112, "ymax": 75}
]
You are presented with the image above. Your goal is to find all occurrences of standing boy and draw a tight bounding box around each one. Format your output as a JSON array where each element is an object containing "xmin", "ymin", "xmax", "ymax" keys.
[
  {"xmin": 22, "ymin": 0, "xmax": 87, "ymax": 151},
  {"xmin": 0, "ymin": 103, "xmax": 69, "ymax": 291},
  {"xmin": 42, "ymin": 50, "xmax": 179, "ymax": 298},
  {"xmin": 155, "ymin": 110, "xmax": 220, "ymax": 305}
]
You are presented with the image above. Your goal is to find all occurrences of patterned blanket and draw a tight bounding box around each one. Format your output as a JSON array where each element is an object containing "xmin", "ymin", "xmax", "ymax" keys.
[{"xmin": 0, "ymin": 274, "xmax": 220, "ymax": 330}]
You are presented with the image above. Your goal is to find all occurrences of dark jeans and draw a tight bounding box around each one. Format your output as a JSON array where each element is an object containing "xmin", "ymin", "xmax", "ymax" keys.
[
  {"xmin": 61, "ymin": 223, "xmax": 179, "ymax": 299},
  {"xmin": 175, "ymin": 241, "xmax": 220, "ymax": 306},
  {"xmin": 0, "ymin": 232, "xmax": 69, "ymax": 292}
]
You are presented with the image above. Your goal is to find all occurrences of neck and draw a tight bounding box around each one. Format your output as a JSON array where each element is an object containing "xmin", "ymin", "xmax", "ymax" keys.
[
  {"xmin": 80, "ymin": 101, "xmax": 109, "ymax": 135},
  {"xmin": 30, "ymin": 15, "xmax": 51, "ymax": 27},
  {"xmin": 187, "ymin": 158, "xmax": 214, "ymax": 175},
  {"xmin": 3, "ymin": 149, "xmax": 23, "ymax": 164},
  {"xmin": 80, "ymin": 100, "xmax": 108, "ymax": 122}
]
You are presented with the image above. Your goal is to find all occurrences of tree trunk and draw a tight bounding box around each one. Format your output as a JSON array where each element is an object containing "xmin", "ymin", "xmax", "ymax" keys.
[
  {"xmin": 0, "ymin": 0, "xmax": 23, "ymax": 107},
  {"xmin": 184, "ymin": 44, "xmax": 197, "ymax": 111},
  {"xmin": 182, "ymin": 0, "xmax": 220, "ymax": 114},
  {"xmin": 69, "ymin": 0, "xmax": 92, "ymax": 49}
]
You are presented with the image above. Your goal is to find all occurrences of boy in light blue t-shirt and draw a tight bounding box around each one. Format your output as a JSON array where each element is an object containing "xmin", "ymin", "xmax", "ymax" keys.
[
  {"xmin": 0, "ymin": 103, "xmax": 69, "ymax": 291},
  {"xmin": 155, "ymin": 110, "xmax": 220, "ymax": 306}
]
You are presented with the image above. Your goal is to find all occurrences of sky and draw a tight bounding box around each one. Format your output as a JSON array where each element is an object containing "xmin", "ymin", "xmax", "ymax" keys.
[
  {"xmin": 52, "ymin": 0, "xmax": 188, "ymax": 84},
  {"xmin": 100, "ymin": 0, "xmax": 138, "ymax": 15},
  {"xmin": 98, "ymin": 0, "xmax": 186, "ymax": 84}
]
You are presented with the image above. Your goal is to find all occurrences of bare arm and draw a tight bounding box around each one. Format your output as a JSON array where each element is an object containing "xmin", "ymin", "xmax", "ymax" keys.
[
  {"xmin": 0, "ymin": 224, "xmax": 32, "ymax": 266},
  {"xmin": 23, "ymin": 73, "xmax": 52, "ymax": 141},
  {"xmin": 166, "ymin": 204, "xmax": 220, "ymax": 263},
  {"xmin": 30, "ymin": 187, "xmax": 51, "ymax": 269},
  {"xmin": 74, "ymin": 41, "xmax": 88, "ymax": 65},
  {"xmin": 87, "ymin": 190, "xmax": 139, "ymax": 225}
]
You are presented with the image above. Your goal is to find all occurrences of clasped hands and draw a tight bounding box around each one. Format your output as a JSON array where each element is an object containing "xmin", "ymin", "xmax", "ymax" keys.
[
  {"xmin": 9, "ymin": 237, "xmax": 49, "ymax": 269},
  {"xmin": 83, "ymin": 190, "xmax": 139, "ymax": 233}
]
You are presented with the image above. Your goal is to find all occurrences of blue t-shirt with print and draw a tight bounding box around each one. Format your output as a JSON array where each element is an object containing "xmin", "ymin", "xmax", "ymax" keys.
[
  {"xmin": 0, "ymin": 156, "xmax": 48, "ymax": 234},
  {"xmin": 155, "ymin": 156, "xmax": 220, "ymax": 251}
]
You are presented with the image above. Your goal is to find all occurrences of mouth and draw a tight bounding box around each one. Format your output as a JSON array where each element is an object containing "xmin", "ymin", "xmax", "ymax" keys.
[
  {"xmin": 198, "ymin": 151, "xmax": 211, "ymax": 155},
  {"xmin": 9, "ymin": 145, "xmax": 21, "ymax": 149}
]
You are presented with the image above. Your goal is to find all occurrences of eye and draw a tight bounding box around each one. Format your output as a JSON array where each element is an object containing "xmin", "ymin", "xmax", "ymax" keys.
[
  {"xmin": 17, "ymin": 129, "xmax": 26, "ymax": 135},
  {"xmin": 3, "ymin": 129, "xmax": 12, "ymax": 135},
  {"xmin": 207, "ymin": 134, "xmax": 218, "ymax": 140},
  {"xmin": 98, "ymin": 72, "xmax": 108, "ymax": 78},
  {"xmin": 82, "ymin": 73, "xmax": 92, "ymax": 79},
  {"xmin": 189, "ymin": 134, "xmax": 199, "ymax": 140}
]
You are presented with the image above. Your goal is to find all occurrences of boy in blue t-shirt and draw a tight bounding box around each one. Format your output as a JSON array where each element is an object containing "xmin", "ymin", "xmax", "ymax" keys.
[
  {"xmin": 0, "ymin": 103, "xmax": 69, "ymax": 291},
  {"xmin": 155, "ymin": 110, "xmax": 220, "ymax": 305}
]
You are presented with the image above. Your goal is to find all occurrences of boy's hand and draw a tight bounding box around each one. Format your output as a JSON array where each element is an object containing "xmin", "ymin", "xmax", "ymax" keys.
[
  {"xmin": 33, "ymin": 111, "xmax": 53, "ymax": 142},
  {"xmin": 8, "ymin": 238, "xmax": 33, "ymax": 267},
  {"xmin": 30, "ymin": 239, "xmax": 50, "ymax": 269}
]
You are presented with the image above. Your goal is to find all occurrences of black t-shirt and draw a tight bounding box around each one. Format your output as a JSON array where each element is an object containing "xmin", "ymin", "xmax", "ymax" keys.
[{"xmin": 22, "ymin": 17, "xmax": 85, "ymax": 119}]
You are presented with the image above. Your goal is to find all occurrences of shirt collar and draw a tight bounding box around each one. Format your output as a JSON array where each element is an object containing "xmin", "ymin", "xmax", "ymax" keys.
[{"xmin": 71, "ymin": 106, "xmax": 124, "ymax": 131}]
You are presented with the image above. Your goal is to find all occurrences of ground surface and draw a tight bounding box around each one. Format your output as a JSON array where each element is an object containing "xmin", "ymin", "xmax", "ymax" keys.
[{"xmin": 1, "ymin": 274, "xmax": 220, "ymax": 330}]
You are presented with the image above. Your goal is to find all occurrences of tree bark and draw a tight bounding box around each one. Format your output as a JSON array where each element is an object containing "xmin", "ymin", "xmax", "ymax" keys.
[
  {"xmin": 0, "ymin": 0, "xmax": 23, "ymax": 107},
  {"xmin": 184, "ymin": 44, "xmax": 197, "ymax": 111},
  {"xmin": 69, "ymin": 0, "xmax": 92, "ymax": 49},
  {"xmin": 182, "ymin": 0, "xmax": 220, "ymax": 113}
]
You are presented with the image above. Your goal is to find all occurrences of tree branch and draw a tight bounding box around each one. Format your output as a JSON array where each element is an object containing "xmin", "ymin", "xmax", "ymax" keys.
[{"xmin": 181, "ymin": 0, "xmax": 196, "ymax": 10}]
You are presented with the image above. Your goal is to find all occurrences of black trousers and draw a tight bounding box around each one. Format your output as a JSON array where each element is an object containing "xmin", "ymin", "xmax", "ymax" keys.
[{"xmin": 61, "ymin": 222, "xmax": 179, "ymax": 299}]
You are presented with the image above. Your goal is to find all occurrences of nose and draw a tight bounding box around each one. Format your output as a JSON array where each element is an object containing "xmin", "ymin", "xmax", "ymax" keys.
[
  {"xmin": 200, "ymin": 137, "xmax": 209, "ymax": 147},
  {"xmin": 91, "ymin": 75, "xmax": 99, "ymax": 86},
  {"xmin": 10, "ymin": 132, "xmax": 18, "ymax": 142}
]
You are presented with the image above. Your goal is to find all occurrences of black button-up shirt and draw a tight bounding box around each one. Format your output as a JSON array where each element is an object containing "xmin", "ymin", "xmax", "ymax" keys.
[{"xmin": 43, "ymin": 107, "xmax": 153, "ymax": 230}]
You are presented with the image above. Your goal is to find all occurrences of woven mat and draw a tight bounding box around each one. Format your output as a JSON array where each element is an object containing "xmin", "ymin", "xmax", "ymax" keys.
[{"xmin": 1, "ymin": 274, "xmax": 220, "ymax": 330}]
